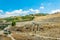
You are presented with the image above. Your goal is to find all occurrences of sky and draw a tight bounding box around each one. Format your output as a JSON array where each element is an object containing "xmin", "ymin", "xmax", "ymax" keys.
[{"xmin": 0, "ymin": 0, "xmax": 60, "ymax": 18}]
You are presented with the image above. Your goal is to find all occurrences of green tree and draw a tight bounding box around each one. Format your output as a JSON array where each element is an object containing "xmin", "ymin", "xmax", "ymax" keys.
[{"xmin": 11, "ymin": 20, "xmax": 16, "ymax": 26}]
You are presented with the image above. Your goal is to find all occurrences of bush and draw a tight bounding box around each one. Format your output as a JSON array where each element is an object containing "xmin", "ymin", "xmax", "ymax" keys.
[{"xmin": 11, "ymin": 20, "xmax": 16, "ymax": 26}]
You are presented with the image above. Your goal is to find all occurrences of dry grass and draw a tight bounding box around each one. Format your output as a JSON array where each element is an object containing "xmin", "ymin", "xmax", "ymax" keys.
[
  {"xmin": 0, "ymin": 35, "xmax": 11, "ymax": 40},
  {"xmin": 11, "ymin": 32, "xmax": 33, "ymax": 40},
  {"xmin": 34, "ymin": 13, "xmax": 60, "ymax": 21}
]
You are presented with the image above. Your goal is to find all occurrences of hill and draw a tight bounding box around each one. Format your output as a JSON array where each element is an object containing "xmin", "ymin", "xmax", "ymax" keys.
[
  {"xmin": 0, "ymin": 13, "xmax": 47, "ymax": 22},
  {"xmin": 34, "ymin": 12, "xmax": 60, "ymax": 22},
  {"xmin": 1, "ymin": 13, "xmax": 60, "ymax": 40}
]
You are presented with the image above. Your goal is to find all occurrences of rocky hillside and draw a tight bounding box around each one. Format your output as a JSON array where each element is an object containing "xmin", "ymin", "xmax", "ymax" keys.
[{"xmin": 1, "ymin": 12, "xmax": 60, "ymax": 40}]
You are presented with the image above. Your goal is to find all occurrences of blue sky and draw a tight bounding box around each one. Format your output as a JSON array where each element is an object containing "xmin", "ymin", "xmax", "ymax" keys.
[{"xmin": 0, "ymin": 0, "xmax": 60, "ymax": 17}]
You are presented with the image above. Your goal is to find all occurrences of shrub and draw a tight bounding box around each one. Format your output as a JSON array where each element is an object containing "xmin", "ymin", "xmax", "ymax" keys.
[{"xmin": 11, "ymin": 20, "xmax": 16, "ymax": 26}]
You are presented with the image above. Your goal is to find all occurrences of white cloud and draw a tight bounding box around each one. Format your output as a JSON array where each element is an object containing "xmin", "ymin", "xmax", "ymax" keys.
[
  {"xmin": 0, "ymin": 10, "xmax": 4, "ymax": 15},
  {"xmin": 50, "ymin": 9, "xmax": 60, "ymax": 14},
  {"xmin": 11, "ymin": 9, "xmax": 23, "ymax": 14},
  {"xmin": 40, "ymin": 6, "xmax": 44, "ymax": 9},
  {"xmin": 0, "ymin": 9, "xmax": 40, "ymax": 18},
  {"xmin": 0, "ymin": 10, "xmax": 3, "ymax": 13},
  {"xmin": 29, "ymin": 8, "xmax": 40, "ymax": 13},
  {"xmin": 40, "ymin": 3, "xmax": 45, "ymax": 9}
]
